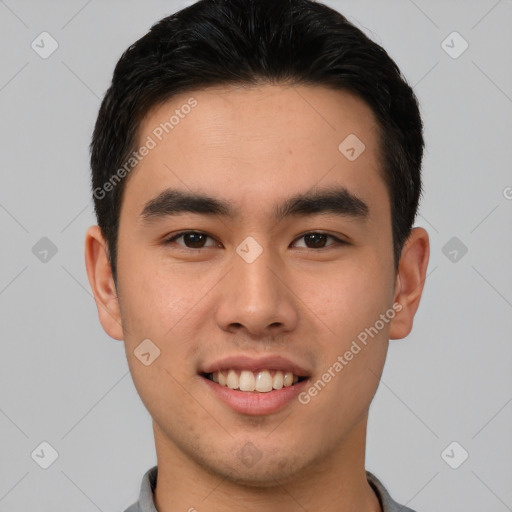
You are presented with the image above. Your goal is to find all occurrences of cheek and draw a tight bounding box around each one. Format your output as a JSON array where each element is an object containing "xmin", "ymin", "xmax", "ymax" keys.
[
  {"xmin": 125, "ymin": 350, "xmax": 203, "ymax": 442},
  {"xmin": 116, "ymin": 242, "xmax": 200, "ymax": 337},
  {"xmin": 305, "ymin": 257, "xmax": 393, "ymax": 343},
  {"xmin": 115, "ymin": 250, "xmax": 206, "ymax": 407},
  {"xmin": 296, "ymin": 255, "xmax": 393, "ymax": 406}
]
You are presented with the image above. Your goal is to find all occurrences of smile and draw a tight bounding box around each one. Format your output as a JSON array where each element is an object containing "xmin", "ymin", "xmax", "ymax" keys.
[{"xmin": 204, "ymin": 369, "xmax": 307, "ymax": 392}]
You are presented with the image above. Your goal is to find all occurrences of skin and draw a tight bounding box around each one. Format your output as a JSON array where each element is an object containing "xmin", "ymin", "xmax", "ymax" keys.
[{"xmin": 85, "ymin": 83, "xmax": 429, "ymax": 512}]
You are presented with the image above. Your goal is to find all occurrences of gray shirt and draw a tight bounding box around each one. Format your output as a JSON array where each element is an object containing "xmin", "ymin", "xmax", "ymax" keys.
[{"xmin": 124, "ymin": 465, "xmax": 418, "ymax": 512}]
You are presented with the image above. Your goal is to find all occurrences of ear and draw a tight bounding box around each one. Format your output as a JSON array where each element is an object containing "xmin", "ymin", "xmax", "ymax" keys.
[
  {"xmin": 389, "ymin": 227, "xmax": 430, "ymax": 340},
  {"xmin": 84, "ymin": 225, "xmax": 124, "ymax": 340}
]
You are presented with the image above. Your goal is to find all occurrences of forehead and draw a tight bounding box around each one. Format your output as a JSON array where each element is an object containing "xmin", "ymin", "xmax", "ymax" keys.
[{"xmin": 123, "ymin": 83, "xmax": 388, "ymax": 222}]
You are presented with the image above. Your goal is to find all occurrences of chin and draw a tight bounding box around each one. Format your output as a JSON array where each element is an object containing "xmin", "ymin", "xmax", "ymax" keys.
[
  {"xmin": 199, "ymin": 445, "xmax": 310, "ymax": 488},
  {"xmin": 221, "ymin": 461, "xmax": 302, "ymax": 488}
]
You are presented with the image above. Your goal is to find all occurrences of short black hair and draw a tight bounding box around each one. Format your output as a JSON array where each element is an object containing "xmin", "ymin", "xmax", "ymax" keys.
[{"xmin": 90, "ymin": 0, "xmax": 424, "ymax": 284}]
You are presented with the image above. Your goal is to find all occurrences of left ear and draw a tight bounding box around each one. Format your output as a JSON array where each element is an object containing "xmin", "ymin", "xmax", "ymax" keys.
[{"xmin": 389, "ymin": 227, "xmax": 430, "ymax": 340}]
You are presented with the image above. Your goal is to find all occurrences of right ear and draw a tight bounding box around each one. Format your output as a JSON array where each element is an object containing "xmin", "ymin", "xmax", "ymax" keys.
[{"xmin": 84, "ymin": 225, "xmax": 124, "ymax": 340}]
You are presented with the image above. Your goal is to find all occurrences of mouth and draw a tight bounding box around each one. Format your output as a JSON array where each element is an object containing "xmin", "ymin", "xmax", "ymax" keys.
[
  {"xmin": 199, "ymin": 355, "xmax": 312, "ymax": 414},
  {"xmin": 202, "ymin": 369, "xmax": 309, "ymax": 393}
]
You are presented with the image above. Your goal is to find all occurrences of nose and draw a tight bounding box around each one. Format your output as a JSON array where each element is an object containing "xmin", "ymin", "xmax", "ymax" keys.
[{"xmin": 214, "ymin": 242, "xmax": 299, "ymax": 340}]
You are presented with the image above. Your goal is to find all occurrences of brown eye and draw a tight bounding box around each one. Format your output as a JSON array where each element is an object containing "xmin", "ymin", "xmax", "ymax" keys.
[
  {"xmin": 165, "ymin": 231, "xmax": 218, "ymax": 249},
  {"xmin": 304, "ymin": 233, "xmax": 329, "ymax": 248},
  {"xmin": 293, "ymin": 232, "xmax": 345, "ymax": 249}
]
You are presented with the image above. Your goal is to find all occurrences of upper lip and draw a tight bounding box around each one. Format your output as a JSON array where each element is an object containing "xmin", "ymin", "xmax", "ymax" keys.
[{"xmin": 201, "ymin": 355, "xmax": 311, "ymax": 377}]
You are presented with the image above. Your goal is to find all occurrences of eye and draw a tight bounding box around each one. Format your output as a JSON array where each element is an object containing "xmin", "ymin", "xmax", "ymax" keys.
[
  {"xmin": 292, "ymin": 232, "xmax": 346, "ymax": 249},
  {"xmin": 164, "ymin": 231, "xmax": 219, "ymax": 249},
  {"xmin": 163, "ymin": 231, "xmax": 347, "ymax": 251}
]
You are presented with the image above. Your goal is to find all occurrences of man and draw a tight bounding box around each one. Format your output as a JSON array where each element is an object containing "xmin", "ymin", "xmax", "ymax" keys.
[{"xmin": 85, "ymin": 0, "xmax": 430, "ymax": 510}]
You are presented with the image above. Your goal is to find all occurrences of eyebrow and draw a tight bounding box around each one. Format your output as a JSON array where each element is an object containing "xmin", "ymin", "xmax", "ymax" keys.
[{"xmin": 139, "ymin": 185, "xmax": 370, "ymax": 224}]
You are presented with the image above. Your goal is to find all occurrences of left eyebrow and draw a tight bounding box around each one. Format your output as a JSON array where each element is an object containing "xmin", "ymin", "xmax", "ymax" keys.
[
  {"xmin": 275, "ymin": 185, "xmax": 369, "ymax": 222},
  {"xmin": 139, "ymin": 185, "xmax": 370, "ymax": 224}
]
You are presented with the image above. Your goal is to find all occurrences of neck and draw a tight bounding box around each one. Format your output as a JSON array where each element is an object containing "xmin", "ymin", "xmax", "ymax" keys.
[{"xmin": 152, "ymin": 414, "xmax": 381, "ymax": 512}]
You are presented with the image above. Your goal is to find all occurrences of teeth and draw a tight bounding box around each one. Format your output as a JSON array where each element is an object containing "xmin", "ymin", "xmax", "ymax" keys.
[
  {"xmin": 255, "ymin": 371, "xmax": 273, "ymax": 392},
  {"xmin": 209, "ymin": 369, "xmax": 304, "ymax": 392},
  {"xmin": 239, "ymin": 370, "xmax": 256, "ymax": 391},
  {"xmin": 272, "ymin": 371, "xmax": 284, "ymax": 390},
  {"xmin": 226, "ymin": 369, "xmax": 238, "ymax": 389}
]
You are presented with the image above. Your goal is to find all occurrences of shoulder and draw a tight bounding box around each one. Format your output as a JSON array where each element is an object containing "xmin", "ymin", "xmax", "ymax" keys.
[
  {"xmin": 123, "ymin": 504, "xmax": 142, "ymax": 512},
  {"xmin": 366, "ymin": 470, "xmax": 419, "ymax": 512},
  {"xmin": 122, "ymin": 465, "xmax": 159, "ymax": 512}
]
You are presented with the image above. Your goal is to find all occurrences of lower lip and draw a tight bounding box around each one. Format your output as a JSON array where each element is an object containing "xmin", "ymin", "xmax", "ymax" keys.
[{"xmin": 201, "ymin": 376, "xmax": 309, "ymax": 416}]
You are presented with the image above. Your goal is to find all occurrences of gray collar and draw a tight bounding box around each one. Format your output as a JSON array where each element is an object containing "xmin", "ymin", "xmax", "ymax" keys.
[{"xmin": 126, "ymin": 465, "xmax": 418, "ymax": 512}]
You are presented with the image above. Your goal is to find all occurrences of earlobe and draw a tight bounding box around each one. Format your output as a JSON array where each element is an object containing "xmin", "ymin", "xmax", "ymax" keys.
[
  {"xmin": 84, "ymin": 225, "xmax": 124, "ymax": 340},
  {"xmin": 389, "ymin": 227, "xmax": 430, "ymax": 340}
]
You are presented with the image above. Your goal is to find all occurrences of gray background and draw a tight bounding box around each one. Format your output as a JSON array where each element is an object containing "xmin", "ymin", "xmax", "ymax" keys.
[{"xmin": 1, "ymin": 0, "xmax": 511, "ymax": 511}]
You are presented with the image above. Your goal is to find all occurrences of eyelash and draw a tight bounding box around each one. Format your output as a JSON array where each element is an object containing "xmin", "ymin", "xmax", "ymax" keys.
[{"xmin": 162, "ymin": 230, "xmax": 348, "ymax": 251}]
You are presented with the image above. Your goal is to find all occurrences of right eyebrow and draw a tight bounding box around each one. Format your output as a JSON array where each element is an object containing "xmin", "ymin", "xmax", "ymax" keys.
[{"xmin": 139, "ymin": 188, "xmax": 233, "ymax": 222}]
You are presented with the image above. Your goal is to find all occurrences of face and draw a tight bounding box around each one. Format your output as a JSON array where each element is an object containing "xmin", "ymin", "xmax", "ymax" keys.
[{"xmin": 91, "ymin": 83, "xmax": 410, "ymax": 486}]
